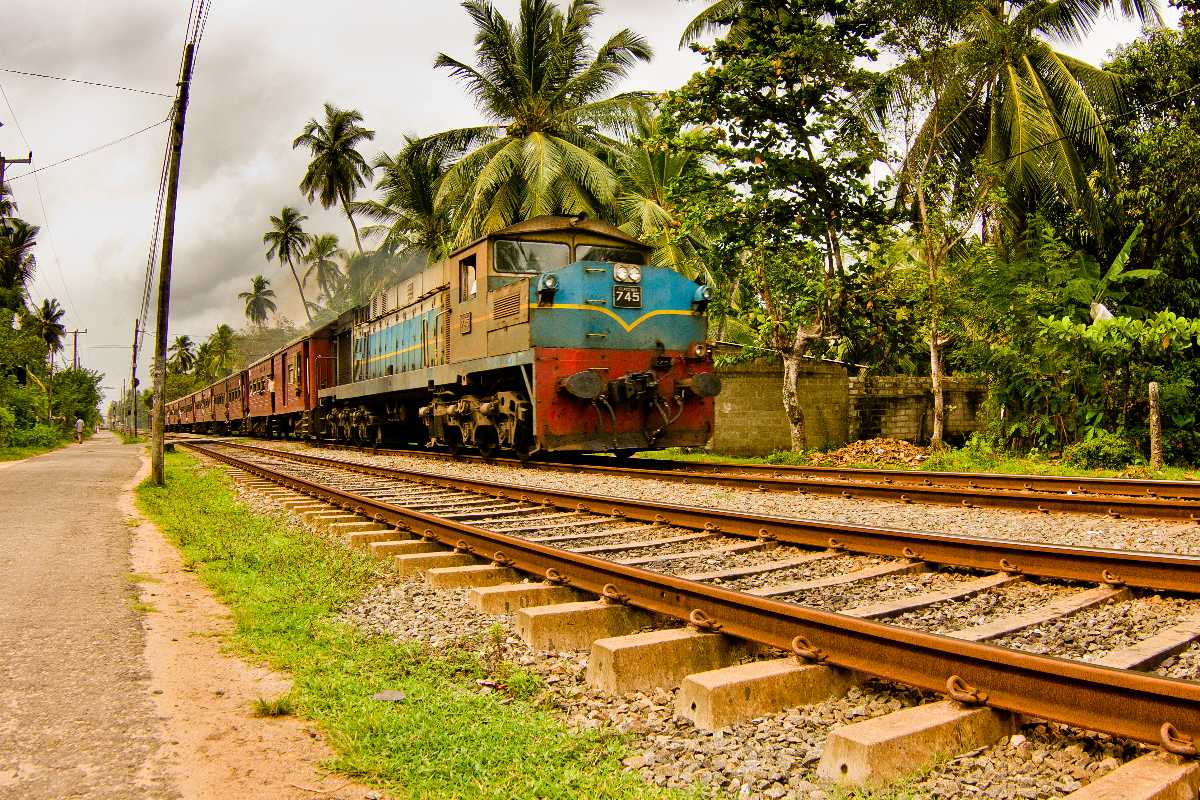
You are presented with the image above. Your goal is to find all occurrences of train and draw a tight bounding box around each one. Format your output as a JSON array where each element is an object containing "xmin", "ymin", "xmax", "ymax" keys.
[{"xmin": 165, "ymin": 215, "xmax": 721, "ymax": 457}]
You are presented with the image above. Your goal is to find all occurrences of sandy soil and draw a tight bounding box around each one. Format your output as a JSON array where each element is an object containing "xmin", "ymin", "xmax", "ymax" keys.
[{"xmin": 124, "ymin": 452, "xmax": 384, "ymax": 800}]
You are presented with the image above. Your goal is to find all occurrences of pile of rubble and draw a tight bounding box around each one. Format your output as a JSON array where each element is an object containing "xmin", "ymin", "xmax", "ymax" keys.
[{"xmin": 807, "ymin": 438, "xmax": 929, "ymax": 467}]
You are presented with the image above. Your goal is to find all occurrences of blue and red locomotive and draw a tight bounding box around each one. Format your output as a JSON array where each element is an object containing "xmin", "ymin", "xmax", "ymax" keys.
[{"xmin": 166, "ymin": 215, "xmax": 721, "ymax": 456}]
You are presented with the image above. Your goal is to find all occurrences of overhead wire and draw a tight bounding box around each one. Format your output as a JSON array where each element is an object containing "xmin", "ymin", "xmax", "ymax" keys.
[
  {"xmin": 0, "ymin": 67, "xmax": 172, "ymax": 97},
  {"xmin": 4, "ymin": 117, "xmax": 171, "ymax": 181},
  {"xmin": 137, "ymin": 0, "xmax": 211, "ymax": 360},
  {"xmin": 0, "ymin": 79, "xmax": 82, "ymax": 328}
]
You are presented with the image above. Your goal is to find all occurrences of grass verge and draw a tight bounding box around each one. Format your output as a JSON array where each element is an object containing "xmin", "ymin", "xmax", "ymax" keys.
[
  {"xmin": 0, "ymin": 441, "xmax": 66, "ymax": 461},
  {"xmin": 137, "ymin": 450, "xmax": 688, "ymax": 800}
]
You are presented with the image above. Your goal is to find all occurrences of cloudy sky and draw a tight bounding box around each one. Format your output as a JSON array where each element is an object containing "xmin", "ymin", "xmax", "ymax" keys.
[{"xmin": 0, "ymin": 1, "xmax": 1180, "ymax": 406}]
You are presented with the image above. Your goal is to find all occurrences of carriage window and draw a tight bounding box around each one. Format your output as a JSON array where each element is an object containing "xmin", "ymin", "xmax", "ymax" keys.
[
  {"xmin": 575, "ymin": 246, "xmax": 645, "ymax": 265},
  {"xmin": 460, "ymin": 255, "xmax": 478, "ymax": 300},
  {"xmin": 493, "ymin": 240, "xmax": 571, "ymax": 273}
]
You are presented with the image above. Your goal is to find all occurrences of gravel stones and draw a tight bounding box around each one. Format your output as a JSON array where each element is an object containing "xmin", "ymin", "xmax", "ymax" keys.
[
  {"xmin": 714, "ymin": 555, "xmax": 886, "ymax": 592},
  {"xmin": 994, "ymin": 593, "xmax": 1200, "ymax": 662},
  {"xmin": 889, "ymin": 579, "xmax": 1072, "ymax": 633},
  {"xmin": 774, "ymin": 569, "xmax": 980, "ymax": 612},
  {"xmin": 254, "ymin": 443, "xmax": 1200, "ymax": 556},
  {"xmin": 910, "ymin": 725, "xmax": 1145, "ymax": 800},
  {"xmin": 1158, "ymin": 642, "xmax": 1200, "ymax": 680}
]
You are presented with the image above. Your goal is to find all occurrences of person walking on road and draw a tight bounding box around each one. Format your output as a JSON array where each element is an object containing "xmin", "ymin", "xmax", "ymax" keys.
[{"xmin": 75, "ymin": 417, "xmax": 85, "ymax": 444}]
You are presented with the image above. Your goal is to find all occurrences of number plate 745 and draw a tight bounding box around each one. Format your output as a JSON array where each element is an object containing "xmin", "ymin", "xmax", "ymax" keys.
[{"xmin": 613, "ymin": 285, "xmax": 642, "ymax": 308}]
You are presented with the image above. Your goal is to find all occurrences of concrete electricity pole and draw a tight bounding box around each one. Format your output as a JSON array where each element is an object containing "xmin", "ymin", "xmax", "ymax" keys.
[
  {"xmin": 150, "ymin": 42, "xmax": 195, "ymax": 485},
  {"xmin": 68, "ymin": 329, "xmax": 87, "ymax": 369},
  {"xmin": 130, "ymin": 319, "xmax": 140, "ymax": 437}
]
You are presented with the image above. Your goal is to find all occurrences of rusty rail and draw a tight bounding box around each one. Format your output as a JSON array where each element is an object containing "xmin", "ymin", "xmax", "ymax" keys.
[
  {"xmin": 185, "ymin": 440, "xmax": 1200, "ymax": 752},
  {"xmin": 312, "ymin": 441, "xmax": 1200, "ymax": 521},
  {"xmin": 214, "ymin": 441, "xmax": 1200, "ymax": 594}
]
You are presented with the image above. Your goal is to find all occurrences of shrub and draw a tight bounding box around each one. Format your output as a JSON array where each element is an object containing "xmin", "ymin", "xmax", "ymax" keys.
[
  {"xmin": 9, "ymin": 424, "xmax": 61, "ymax": 449},
  {"xmin": 0, "ymin": 406, "xmax": 14, "ymax": 448},
  {"xmin": 1062, "ymin": 431, "xmax": 1143, "ymax": 469}
]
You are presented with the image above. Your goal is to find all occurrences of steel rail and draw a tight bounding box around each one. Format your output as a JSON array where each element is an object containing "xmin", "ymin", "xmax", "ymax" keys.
[
  {"xmin": 313, "ymin": 442, "xmax": 1200, "ymax": 521},
  {"xmin": 213, "ymin": 440, "xmax": 1200, "ymax": 594},
  {"xmin": 185, "ymin": 441, "xmax": 1200, "ymax": 752}
]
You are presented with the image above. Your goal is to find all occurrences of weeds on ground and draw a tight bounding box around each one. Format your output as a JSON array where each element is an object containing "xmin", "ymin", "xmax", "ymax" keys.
[
  {"xmin": 137, "ymin": 451, "xmax": 690, "ymax": 800},
  {"xmin": 253, "ymin": 694, "xmax": 295, "ymax": 717}
]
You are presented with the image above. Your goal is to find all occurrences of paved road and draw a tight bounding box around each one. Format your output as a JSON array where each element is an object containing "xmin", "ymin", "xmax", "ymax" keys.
[{"xmin": 0, "ymin": 433, "xmax": 175, "ymax": 799}]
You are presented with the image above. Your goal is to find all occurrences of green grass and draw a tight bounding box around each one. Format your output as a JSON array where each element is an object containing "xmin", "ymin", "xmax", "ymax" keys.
[
  {"xmin": 137, "ymin": 451, "xmax": 691, "ymax": 800},
  {"xmin": 0, "ymin": 440, "xmax": 66, "ymax": 461},
  {"xmin": 118, "ymin": 431, "xmax": 145, "ymax": 445}
]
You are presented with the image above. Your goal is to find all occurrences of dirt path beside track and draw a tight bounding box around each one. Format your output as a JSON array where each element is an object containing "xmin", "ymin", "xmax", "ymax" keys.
[{"xmin": 0, "ymin": 433, "xmax": 379, "ymax": 800}]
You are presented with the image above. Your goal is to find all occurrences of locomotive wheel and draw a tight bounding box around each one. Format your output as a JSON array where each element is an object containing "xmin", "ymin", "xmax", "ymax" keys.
[{"xmin": 475, "ymin": 427, "xmax": 498, "ymax": 460}]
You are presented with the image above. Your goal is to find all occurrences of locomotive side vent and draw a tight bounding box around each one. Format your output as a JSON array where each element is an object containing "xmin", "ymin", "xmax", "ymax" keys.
[{"xmin": 493, "ymin": 293, "xmax": 520, "ymax": 320}]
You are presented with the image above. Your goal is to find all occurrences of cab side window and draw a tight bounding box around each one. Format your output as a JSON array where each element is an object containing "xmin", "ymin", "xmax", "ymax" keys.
[{"xmin": 460, "ymin": 255, "xmax": 478, "ymax": 301}]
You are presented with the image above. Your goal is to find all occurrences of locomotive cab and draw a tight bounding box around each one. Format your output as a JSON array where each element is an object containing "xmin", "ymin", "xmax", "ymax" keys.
[{"xmin": 321, "ymin": 215, "xmax": 719, "ymax": 455}]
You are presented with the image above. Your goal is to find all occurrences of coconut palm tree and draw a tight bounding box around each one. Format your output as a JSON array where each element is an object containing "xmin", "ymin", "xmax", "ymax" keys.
[
  {"xmin": 0, "ymin": 218, "xmax": 38, "ymax": 312},
  {"xmin": 193, "ymin": 340, "xmax": 214, "ymax": 381},
  {"xmin": 168, "ymin": 335, "xmax": 196, "ymax": 374},
  {"xmin": 263, "ymin": 207, "xmax": 313, "ymax": 322},
  {"xmin": 353, "ymin": 136, "xmax": 454, "ymax": 261},
  {"xmin": 24, "ymin": 297, "xmax": 66, "ymax": 356},
  {"xmin": 614, "ymin": 110, "xmax": 709, "ymax": 278},
  {"xmin": 430, "ymin": 0, "xmax": 653, "ymax": 245},
  {"xmin": 890, "ymin": 0, "xmax": 1160, "ymax": 230},
  {"xmin": 206, "ymin": 324, "xmax": 237, "ymax": 378},
  {"xmin": 238, "ymin": 275, "xmax": 278, "ymax": 329},
  {"xmin": 293, "ymin": 104, "xmax": 375, "ymax": 253},
  {"xmin": 302, "ymin": 234, "xmax": 345, "ymax": 303},
  {"xmin": 0, "ymin": 182, "xmax": 17, "ymax": 219}
]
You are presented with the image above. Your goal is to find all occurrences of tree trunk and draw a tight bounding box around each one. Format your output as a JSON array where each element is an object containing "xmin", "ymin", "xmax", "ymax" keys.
[
  {"xmin": 781, "ymin": 353, "xmax": 806, "ymax": 451},
  {"xmin": 1149, "ymin": 381, "xmax": 1163, "ymax": 470},
  {"xmin": 286, "ymin": 256, "xmax": 313, "ymax": 322},
  {"xmin": 342, "ymin": 190, "xmax": 364, "ymax": 253},
  {"xmin": 780, "ymin": 324, "xmax": 819, "ymax": 452},
  {"xmin": 929, "ymin": 336, "xmax": 945, "ymax": 447}
]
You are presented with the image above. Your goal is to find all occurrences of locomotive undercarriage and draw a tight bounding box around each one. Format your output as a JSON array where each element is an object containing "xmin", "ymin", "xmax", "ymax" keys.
[{"xmin": 318, "ymin": 367, "xmax": 535, "ymax": 456}]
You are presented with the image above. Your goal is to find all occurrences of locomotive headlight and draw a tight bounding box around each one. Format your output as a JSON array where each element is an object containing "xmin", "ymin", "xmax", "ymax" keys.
[
  {"xmin": 614, "ymin": 264, "xmax": 630, "ymax": 282},
  {"xmin": 692, "ymin": 284, "xmax": 713, "ymax": 310},
  {"xmin": 627, "ymin": 266, "xmax": 641, "ymax": 282},
  {"xmin": 537, "ymin": 273, "xmax": 560, "ymax": 297}
]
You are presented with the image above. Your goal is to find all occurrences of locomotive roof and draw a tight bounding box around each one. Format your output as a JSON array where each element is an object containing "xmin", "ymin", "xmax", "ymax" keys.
[{"xmin": 450, "ymin": 215, "xmax": 650, "ymax": 259}]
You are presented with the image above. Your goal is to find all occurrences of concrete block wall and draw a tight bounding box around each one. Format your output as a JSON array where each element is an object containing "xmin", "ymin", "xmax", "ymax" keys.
[
  {"xmin": 713, "ymin": 362, "xmax": 985, "ymax": 455},
  {"xmin": 712, "ymin": 360, "xmax": 849, "ymax": 456}
]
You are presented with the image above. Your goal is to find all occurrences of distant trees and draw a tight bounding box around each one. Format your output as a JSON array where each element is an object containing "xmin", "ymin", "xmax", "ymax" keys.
[
  {"xmin": 168, "ymin": 335, "xmax": 196, "ymax": 373},
  {"xmin": 263, "ymin": 207, "xmax": 313, "ymax": 322},
  {"xmin": 239, "ymin": 275, "xmax": 278, "ymax": 328},
  {"xmin": 293, "ymin": 103, "xmax": 376, "ymax": 253},
  {"xmin": 302, "ymin": 235, "xmax": 345, "ymax": 304}
]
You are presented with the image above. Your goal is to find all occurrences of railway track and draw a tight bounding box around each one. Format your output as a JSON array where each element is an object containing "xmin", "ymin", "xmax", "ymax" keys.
[
  {"xmin": 310, "ymin": 440, "xmax": 1200, "ymax": 521},
  {"xmin": 183, "ymin": 438, "xmax": 1200, "ymax": 769}
]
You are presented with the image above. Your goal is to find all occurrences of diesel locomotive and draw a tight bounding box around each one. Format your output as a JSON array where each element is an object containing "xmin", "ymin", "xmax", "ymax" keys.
[{"xmin": 165, "ymin": 215, "xmax": 721, "ymax": 456}]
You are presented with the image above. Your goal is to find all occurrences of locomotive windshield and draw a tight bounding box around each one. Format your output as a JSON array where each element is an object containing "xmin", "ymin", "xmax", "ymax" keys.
[
  {"xmin": 494, "ymin": 240, "xmax": 571, "ymax": 273},
  {"xmin": 575, "ymin": 245, "xmax": 645, "ymax": 265}
]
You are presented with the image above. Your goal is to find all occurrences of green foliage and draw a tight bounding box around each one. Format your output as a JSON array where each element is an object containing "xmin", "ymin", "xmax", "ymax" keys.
[
  {"xmin": 1062, "ymin": 431, "xmax": 1144, "ymax": 469},
  {"xmin": 0, "ymin": 405, "xmax": 14, "ymax": 447},
  {"xmin": 137, "ymin": 452, "xmax": 686, "ymax": 799},
  {"xmin": 429, "ymin": 0, "xmax": 653, "ymax": 245},
  {"xmin": 1105, "ymin": 23, "xmax": 1200, "ymax": 318},
  {"xmin": 293, "ymin": 103, "xmax": 375, "ymax": 253},
  {"xmin": 11, "ymin": 424, "xmax": 61, "ymax": 448},
  {"xmin": 664, "ymin": 0, "xmax": 890, "ymax": 360}
]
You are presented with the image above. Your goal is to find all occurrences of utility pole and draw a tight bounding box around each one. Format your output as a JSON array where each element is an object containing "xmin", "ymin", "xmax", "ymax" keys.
[
  {"xmin": 68, "ymin": 329, "xmax": 87, "ymax": 369},
  {"xmin": 151, "ymin": 42, "xmax": 195, "ymax": 485},
  {"xmin": 130, "ymin": 319, "xmax": 140, "ymax": 437},
  {"xmin": 0, "ymin": 149, "xmax": 33, "ymax": 187}
]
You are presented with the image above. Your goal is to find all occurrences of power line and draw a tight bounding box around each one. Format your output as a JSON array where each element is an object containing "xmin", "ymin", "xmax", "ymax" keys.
[
  {"xmin": 4, "ymin": 116, "xmax": 170, "ymax": 181},
  {"xmin": 0, "ymin": 80, "xmax": 82, "ymax": 329},
  {"xmin": 0, "ymin": 67, "xmax": 172, "ymax": 98}
]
